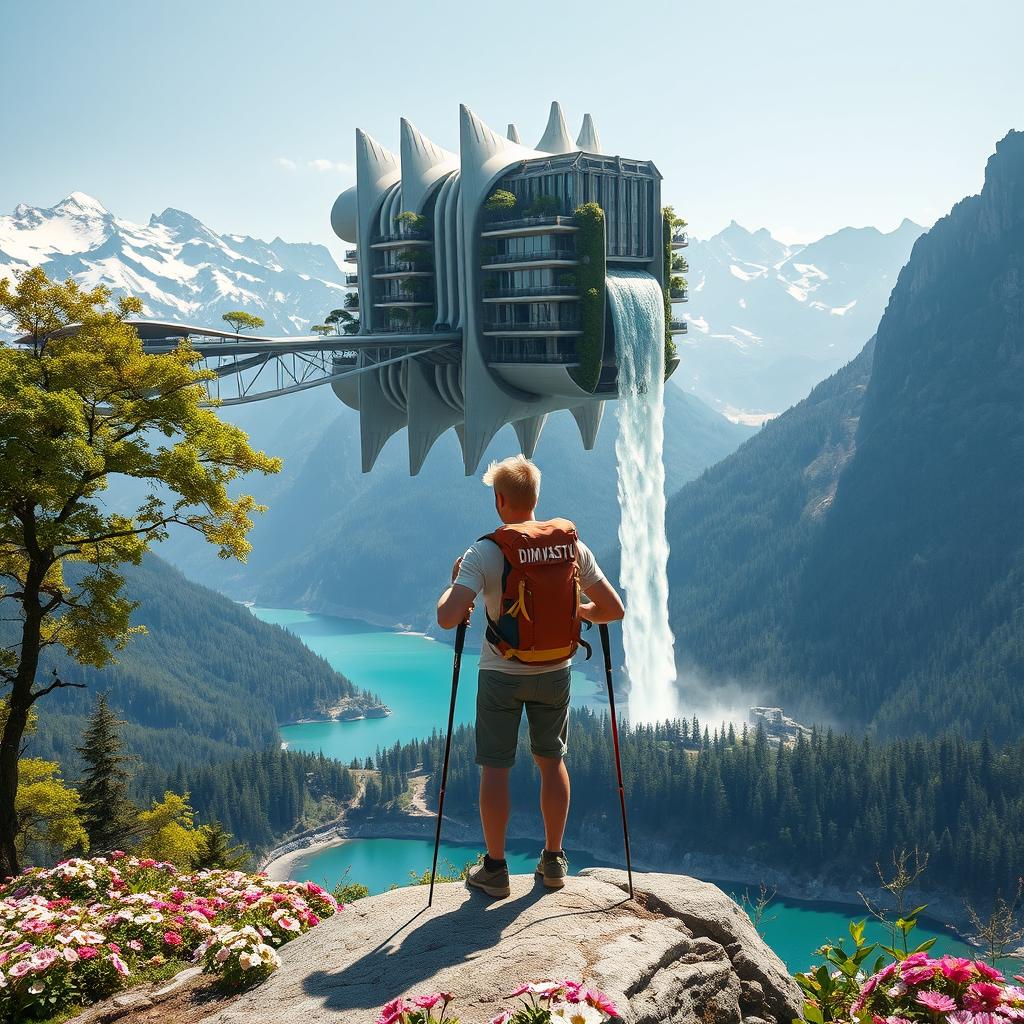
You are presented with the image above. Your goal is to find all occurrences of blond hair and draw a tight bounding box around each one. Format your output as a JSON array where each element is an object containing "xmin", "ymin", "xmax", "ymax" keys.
[{"xmin": 482, "ymin": 454, "xmax": 541, "ymax": 509}]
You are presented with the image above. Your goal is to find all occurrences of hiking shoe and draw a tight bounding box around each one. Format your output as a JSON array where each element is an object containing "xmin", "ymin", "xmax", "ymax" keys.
[
  {"xmin": 466, "ymin": 860, "xmax": 511, "ymax": 899},
  {"xmin": 536, "ymin": 849, "xmax": 569, "ymax": 889}
]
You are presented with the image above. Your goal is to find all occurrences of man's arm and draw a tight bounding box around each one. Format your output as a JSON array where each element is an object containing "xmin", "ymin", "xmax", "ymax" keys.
[
  {"xmin": 579, "ymin": 576, "xmax": 625, "ymax": 624},
  {"xmin": 437, "ymin": 583, "xmax": 475, "ymax": 630},
  {"xmin": 437, "ymin": 554, "xmax": 477, "ymax": 629}
]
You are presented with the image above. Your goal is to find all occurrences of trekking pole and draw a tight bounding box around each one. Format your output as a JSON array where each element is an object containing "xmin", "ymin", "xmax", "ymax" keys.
[
  {"xmin": 428, "ymin": 619, "xmax": 467, "ymax": 908},
  {"xmin": 599, "ymin": 623, "xmax": 634, "ymax": 900}
]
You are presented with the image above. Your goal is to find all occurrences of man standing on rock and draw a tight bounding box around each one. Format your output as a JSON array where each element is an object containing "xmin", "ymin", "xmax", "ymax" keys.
[{"xmin": 437, "ymin": 454, "xmax": 625, "ymax": 898}]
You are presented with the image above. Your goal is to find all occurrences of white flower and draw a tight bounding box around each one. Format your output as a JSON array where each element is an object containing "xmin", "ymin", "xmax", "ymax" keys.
[
  {"xmin": 549, "ymin": 1004, "xmax": 605, "ymax": 1024},
  {"xmin": 238, "ymin": 952, "xmax": 255, "ymax": 970},
  {"xmin": 28, "ymin": 980, "xmax": 45, "ymax": 995}
]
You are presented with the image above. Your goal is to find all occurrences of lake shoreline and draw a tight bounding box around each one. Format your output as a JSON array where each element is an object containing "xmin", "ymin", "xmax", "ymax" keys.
[{"xmin": 261, "ymin": 810, "xmax": 977, "ymax": 946}]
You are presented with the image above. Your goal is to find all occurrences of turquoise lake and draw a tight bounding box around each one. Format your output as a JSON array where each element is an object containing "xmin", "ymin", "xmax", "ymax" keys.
[{"xmin": 255, "ymin": 607, "xmax": 979, "ymax": 972}]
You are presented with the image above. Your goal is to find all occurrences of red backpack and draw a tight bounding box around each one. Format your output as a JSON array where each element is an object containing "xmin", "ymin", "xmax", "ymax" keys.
[{"xmin": 481, "ymin": 518, "xmax": 592, "ymax": 665}]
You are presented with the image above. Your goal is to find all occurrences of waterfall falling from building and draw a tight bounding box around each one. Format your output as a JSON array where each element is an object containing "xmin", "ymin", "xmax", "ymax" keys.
[{"xmin": 606, "ymin": 269, "xmax": 679, "ymax": 724}]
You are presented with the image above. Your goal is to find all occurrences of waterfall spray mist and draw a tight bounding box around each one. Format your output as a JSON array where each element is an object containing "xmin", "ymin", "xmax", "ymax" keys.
[{"xmin": 606, "ymin": 269, "xmax": 679, "ymax": 724}]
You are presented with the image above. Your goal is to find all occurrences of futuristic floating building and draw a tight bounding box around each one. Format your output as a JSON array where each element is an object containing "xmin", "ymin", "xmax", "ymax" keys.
[{"xmin": 330, "ymin": 102, "xmax": 688, "ymax": 475}]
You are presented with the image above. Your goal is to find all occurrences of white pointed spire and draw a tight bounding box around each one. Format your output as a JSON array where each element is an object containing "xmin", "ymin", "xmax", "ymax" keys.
[
  {"xmin": 535, "ymin": 101, "xmax": 576, "ymax": 154},
  {"xmin": 400, "ymin": 118, "xmax": 458, "ymax": 214},
  {"xmin": 355, "ymin": 128, "xmax": 400, "ymax": 191},
  {"xmin": 458, "ymin": 104, "xmax": 543, "ymax": 199},
  {"xmin": 576, "ymin": 113, "xmax": 602, "ymax": 153},
  {"xmin": 506, "ymin": 123, "xmax": 521, "ymax": 143}
]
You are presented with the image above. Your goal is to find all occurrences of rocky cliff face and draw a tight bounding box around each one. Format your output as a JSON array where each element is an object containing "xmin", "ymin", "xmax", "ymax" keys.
[{"xmin": 202, "ymin": 871, "xmax": 803, "ymax": 1024}]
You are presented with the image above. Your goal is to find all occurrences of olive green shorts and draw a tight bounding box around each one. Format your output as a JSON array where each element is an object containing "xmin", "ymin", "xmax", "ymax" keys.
[{"xmin": 475, "ymin": 667, "xmax": 571, "ymax": 768}]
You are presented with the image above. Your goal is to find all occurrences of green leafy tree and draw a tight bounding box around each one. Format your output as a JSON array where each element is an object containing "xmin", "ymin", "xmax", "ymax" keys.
[
  {"xmin": 325, "ymin": 308, "xmax": 358, "ymax": 336},
  {"xmin": 221, "ymin": 310, "xmax": 265, "ymax": 335},
  {"xmin": 310, "ymin": 324, "xmax": 333, "ymax": 337},
  {"xmin": 15, "ymin": 757, "xmax": 88, "ymax": 861},
  {"xmin": 195, "ymin": 819, "xmax": 250, "ymax": 870},
  {"xmin": 0, "ymin": 268, "xmax": 280, "ymax": 877},
  {"xmin": 484, "ymin": 189, "xmax": 517, "ymax": 220},
  {"xmin": 137, "ymin": 790, "xmax": 205, "ymax": 866},
  {"xmin": 75, "ymin": 692, "xmax": 138, "ymax": 854}
]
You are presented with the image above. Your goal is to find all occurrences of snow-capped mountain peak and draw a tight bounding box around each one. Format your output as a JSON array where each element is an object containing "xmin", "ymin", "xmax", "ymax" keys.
[{"xmin": 0, "ymin": 194, "xmax": 346, "ymax": 337}]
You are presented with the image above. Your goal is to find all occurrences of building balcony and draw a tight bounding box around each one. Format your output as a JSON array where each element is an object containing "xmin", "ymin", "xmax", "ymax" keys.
[
  {"xmin": 490, "ymin": 351, "xmax": 578, "ymax": 364},
  {"xmin": 669, "ymin": 287, "xmax": 688, "ymax": 301},
  {"xmin": 370, "ymin": 231, "xmax": 431, "ymax": 249},
  {"xmin": 345, "ymin": 248, "xmax": 358, "ymax": 262},
  {"xmin": 345, "ymin": 273, "xmax": 359, "ymax": 287},
  {"xmin": 370, "ymin": 325, "xmax": 438, "ymax": 335},
  {"xmin": 669, "ymin": 318, "xmax": 689, "ymax": 334},
  {"xmin": 483, "ymin": 321, "xmax": 581, "ymax": 337},
  {"xmin": 481, "ymin": 250, "xmax": 578, "ymax": 271},
  {"xmin": 670, "ymin": 230, "xmax": 689, "ymax": 249},
  {"xmin": 373, "ymin": 262, "xmax": 433, "ymax": 279},
  {"xmin": 481, "ymin": 285, "xmax": 580, "ymax": 302},
  {"xmin": 480, "ymin": 215, "xmax": 579, "ymax": 239},
  {"xmin": 374, "ymin": 297, "xmax": 433, "ymax": 308}
]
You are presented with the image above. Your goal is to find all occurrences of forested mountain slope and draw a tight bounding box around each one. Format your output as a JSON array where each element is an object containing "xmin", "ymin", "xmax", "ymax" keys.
[
  {"xmin": 664, "ymin": 130, "xmax": 1024, "ymax": 741},
  {"xmin": 22, "ymin": 555, "xmax": 360, "ymax": 771}
]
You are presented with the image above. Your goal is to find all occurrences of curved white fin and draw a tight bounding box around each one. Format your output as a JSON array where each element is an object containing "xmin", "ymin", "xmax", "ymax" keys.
[{"xmin": 400, "ymin": 118, "xmax": 458, "ymax": 215}]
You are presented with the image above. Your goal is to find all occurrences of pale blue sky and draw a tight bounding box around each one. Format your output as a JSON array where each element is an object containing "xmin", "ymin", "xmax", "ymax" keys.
[{"xmin": 3, "ymin": 0, "xmax": 1022, "ymax": 256}]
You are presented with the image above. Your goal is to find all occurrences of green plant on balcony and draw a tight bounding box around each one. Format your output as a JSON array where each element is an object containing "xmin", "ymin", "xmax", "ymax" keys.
[
  {"xmin": 525, "ymin": 194, "xmax": 562, "ymax": 218},
  {"xmin": 388, "ymin": 307, "xmax": 411, "ymax": 327},
  {"xmin": 396, "ymin": 210, "xmax": 429, "ymax": 236},
  {"xmin": 480, "ymin": 241, "xmax": 498, "ymax": 260},
  {"xmin": 571, "ymin": 202, "xmax": 606, "ymax": 393},
  {"xmin": 344, "ymin": 292, "xmax": 359, "ymax": 310},
  {"xmin": 484, "ymin": 189, "xmax": 517, "ymax": 222},
  {"xmin": 662, "ymin": 207, "xmax": 682, "ymax": 373},
  {"xmin": 670, "ymin": 276, "xmax": 686, "ymax": 293},
  {"xmin": 396, "ymin": 248, "xmax": 432, "ymax": 269},
  {"xmin": 556, "ymin": 271, "xmax": 577, "ymax": 287},
  {"xmin": 412, "ymin": 307, "xmax": 435, "ymax": 330},
  {"xmin": 399, "ymin": 276, "xmax": 432, "ymax": 301},
  {"xmin": 671, "ymin": 254, "xmax": 688, "ymax": 274}
]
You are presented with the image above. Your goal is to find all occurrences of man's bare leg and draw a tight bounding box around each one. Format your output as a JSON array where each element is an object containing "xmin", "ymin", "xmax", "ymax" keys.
[
  {"xmin": 534, "ymin": 754, "xmax": 570, "ymax": 852},
  {"xmin": 479, "ymin": 765, "xmax": 511, "ymax": 859}
]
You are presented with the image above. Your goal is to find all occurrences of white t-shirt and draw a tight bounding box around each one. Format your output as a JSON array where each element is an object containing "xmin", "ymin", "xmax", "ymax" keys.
[{"xmin": 454, "ymin": 530, "xmax": 605, "ymax": 675}]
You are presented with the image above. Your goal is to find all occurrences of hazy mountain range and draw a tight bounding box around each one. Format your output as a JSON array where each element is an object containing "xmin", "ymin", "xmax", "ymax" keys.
[
  {"xmin": 2, "ymin": 192, "xmax": 919, "ymax": 425},
  {"xmin": 0, "ymin": 192, "xmax": 345, "ymax": 335},
  {"xmin": 681, "ymin": 218, "xmax": 923, "ymax": 421}
]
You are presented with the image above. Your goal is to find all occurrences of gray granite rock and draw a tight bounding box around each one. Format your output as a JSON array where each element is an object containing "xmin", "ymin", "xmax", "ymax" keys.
[{"xmin": 200, "ymin": 871, "xmax": 803, "ymax": 1024}]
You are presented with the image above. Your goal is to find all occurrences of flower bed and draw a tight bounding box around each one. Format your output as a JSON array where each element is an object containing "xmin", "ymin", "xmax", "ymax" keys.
[
  {"xmin": 0, "ymin": 853, "xmax": 339, "ymax": 1021},
  {"xmin": 376, "ymin": 980, "xmax": 621, "ymax": 1024},
  {"xmin": 796, "ymin": 919, "xmax": 1024, "ymax": 1024}
]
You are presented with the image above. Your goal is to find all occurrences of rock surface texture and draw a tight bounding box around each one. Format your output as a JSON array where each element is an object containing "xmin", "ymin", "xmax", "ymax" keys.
[{"xmin": 202, "ymin": 870, "xmax": 802, "ymax": 1024}]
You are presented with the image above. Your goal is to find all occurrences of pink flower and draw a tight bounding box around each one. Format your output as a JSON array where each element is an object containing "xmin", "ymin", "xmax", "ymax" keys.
[
  {"xmin": 941, "ymin": 958, "xmax": 975, "ymax": 983},
  {"xmin": 377, "ymin": 997, "xmax": 411, "ymax": 1024},
  {"xmin": 903, "ymin": 964, "xmax": 938, "ymax": 986},
  {"xmin": 585, "ymin": 989, "xmax": 621, "ymax": 1017},
  {"xmin": 163, "ymin": 931, "xmax": 183, "ymax": 946},
  {"xmin": 508, "ymin": 984, "xmax": 532, "ymax": 998},
  {"xmin": 77, "ymin": 947, "xmax": 98, "ymax": 960},
  {"xmin": 975, "ymin": 963, "xmax": 1005, "ymax": 983},
  {"xmin": 490, "ymin": 1013, "xmax": 511, "ymax": 1024},
  {"xmin": 107, "ymin": 942, "xmax": 121, "ymax": 953},
  {"xmin": 945, "ymin": 1011, "xmax": 974, "ymax": 1024},
  {"xmin": 966, "ymin": 985, "xmax": 1005, "ymax": 1011},
  {"xmin": 917, "ymin": 991, "xmax": 957, "ymax": 1013},
  {"xmin": 413, "ymin": 992, "xmax": 452, "ymax": 1010}
]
